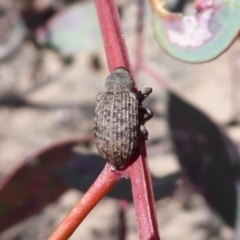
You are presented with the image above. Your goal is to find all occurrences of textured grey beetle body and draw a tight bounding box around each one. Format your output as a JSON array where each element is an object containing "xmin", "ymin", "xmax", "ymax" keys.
[{"xmin": 94, "ymin": 68, "xmax": 152, "ymax": 169}]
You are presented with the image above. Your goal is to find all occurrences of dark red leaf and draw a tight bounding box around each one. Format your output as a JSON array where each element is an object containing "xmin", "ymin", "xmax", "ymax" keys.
[
  {"xmin": 167, "ymin": 92, "xmax": 240, "ymax": 227},
  {"xmin": 56, "ymin": 154, "xmax": 181, "ymax": 201},
  {"xmin": 0, "ymin": 138, "xmax": 90, "ymax": 232}
]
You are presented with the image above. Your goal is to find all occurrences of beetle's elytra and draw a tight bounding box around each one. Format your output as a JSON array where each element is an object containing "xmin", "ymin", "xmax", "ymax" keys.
[{"xmin": 94, "ymin": 67, "xmax": 153, "ymax": 169}]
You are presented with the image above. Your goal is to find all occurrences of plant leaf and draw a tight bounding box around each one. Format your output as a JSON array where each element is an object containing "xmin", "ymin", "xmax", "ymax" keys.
[
  {"xmin": 151, "ymin": 0, "xmax": 240, "ymax": 63},
  {"xmin": 0, "ymin": 136, "xmax": 180, "ymax": 232},
  {"xmin": 0, "ymin": 138, "xmax": 90, "ymax": 232},
  {"xmin": 37, "ymin": 2, "xmax": 102, "ymax": 54},
  {"xmin": 167, "ymin": 92, "xmax": 240, "ymax": 227},
  {"xmin": 56, "ymin": 156, "xmax": 181, "ymax": 201}
]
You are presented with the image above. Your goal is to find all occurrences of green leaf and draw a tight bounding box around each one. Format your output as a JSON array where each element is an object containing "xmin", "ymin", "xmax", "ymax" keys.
[
  {"xmin": 42, "ymin": 2, "xmax": 102, "ymax": 54},
  {"xmin": 151, "ymin": 0, "xmax": 240, "ymax": 63}
]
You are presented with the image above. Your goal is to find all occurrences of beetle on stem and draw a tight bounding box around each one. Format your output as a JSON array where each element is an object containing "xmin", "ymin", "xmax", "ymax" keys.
[{"xmin": 94, "ymin": 67, "xmax": 153, "ymax": 169}]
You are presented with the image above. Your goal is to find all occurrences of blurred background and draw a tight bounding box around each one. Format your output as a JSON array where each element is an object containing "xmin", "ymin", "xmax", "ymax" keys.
[{"xmin": 0, "ymin": 0, "xmax": 240, "ymax": 239}]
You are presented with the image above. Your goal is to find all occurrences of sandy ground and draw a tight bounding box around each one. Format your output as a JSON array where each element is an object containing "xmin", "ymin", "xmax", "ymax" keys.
[{"xmin": 0, "ymin": 1, "xmax": 240, "ymax": 239}]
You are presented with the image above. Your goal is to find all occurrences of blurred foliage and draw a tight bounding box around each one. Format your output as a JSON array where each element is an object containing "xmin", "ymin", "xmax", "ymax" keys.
[{"xmin": 151, "ymin": 0, "xmax": 240, "ymax": 62}]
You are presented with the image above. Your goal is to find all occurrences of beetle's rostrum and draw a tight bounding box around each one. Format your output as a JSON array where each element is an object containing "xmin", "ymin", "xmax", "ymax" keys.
[{"xmin": 94, "ymin": 67, "xmax": 153, "ymax": 169}]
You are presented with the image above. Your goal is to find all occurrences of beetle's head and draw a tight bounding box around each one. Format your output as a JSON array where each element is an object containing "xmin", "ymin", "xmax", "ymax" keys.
[{"xmin": 105, "ymin": 68, "xmax": 134, "ymax": 92}]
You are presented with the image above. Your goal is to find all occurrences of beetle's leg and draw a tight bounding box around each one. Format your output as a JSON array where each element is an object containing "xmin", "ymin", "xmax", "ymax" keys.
[
  {"xmin": 137, "ymin": 87, "xmax": 152, "ymax": 102},
  {"xmin": 140, "ymin": 125, "xmax": 149, "ymax": 140},
  {"xmin": 139, "ymin": 106, "xmax": 153, "ymax": 122}
]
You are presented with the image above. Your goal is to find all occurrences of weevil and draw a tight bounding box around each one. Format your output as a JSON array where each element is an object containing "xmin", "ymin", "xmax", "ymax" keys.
[{"xmin": 94, "ymin": 67, "xmax": 153, "ymax": 169}]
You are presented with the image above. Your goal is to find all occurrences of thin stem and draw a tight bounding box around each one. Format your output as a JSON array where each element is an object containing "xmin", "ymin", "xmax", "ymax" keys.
[
  {"xmin": 49, "ymin": 1, "xmax": 161, "ymax": 239},
  {"xmin": 133, "ymin": 0, "xmax": 144, "ymax": 76},
  {"xmin": 133, "ymin": 0, "xmax": 169, "ymax": 90},
  {"xmin": 48, "ymin": 164, "xmax": 120, "ymax": 240},
  {"xmin": 95, "ymin": 1, "xmax": 161, "ymax": 239},
  {"xmin": 229, "ymin": 50, "xmax": 240, "ymax": 121},
  {"xmin": 141, "ymin": 61, "xmax": 169, "ymax": 90},
  {"xmin": 94, "ymin": 0, "xmax": 132, "ymax": 73},
  {"xmin": 127, "ymin": 145, "xmax": 161, "ymax": 240}
]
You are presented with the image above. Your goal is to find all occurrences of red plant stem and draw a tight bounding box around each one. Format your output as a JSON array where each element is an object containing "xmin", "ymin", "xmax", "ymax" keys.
[
  {"xmin": 48, "ymin": 165, "xmax": 120, "ymax": 240},
  {"xmin": 50, "ymin": 1, "xmax": 161, "ymax": 239},
  {"xmin": 94, "ymin": 0, "xmax": 132, "ymax": 73},
  {"xmin": 229, "ymin": 50, "xmax": 240, "ymax": 119},
  {"xmin": 95, "ymin": 1, "xmax": 161, "ymax": 239},
  {"xmin": 141, "ymin": 61, "xmax": 169, "ymax": 90},
  {"xmin": 133, "ymin": 0, "xmax": 144, "ymax": 76},
  {"xmin": 133, "ymin": 0, "xmax": 169, "ymax": 90},
  {"xmin": 128, "ymin": 145, "xmax": 160, "ymax": 240}
]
